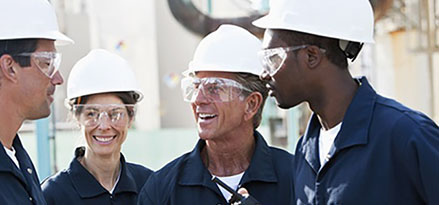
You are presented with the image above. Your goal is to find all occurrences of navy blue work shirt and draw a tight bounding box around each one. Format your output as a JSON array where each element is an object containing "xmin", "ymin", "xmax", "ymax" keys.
[
  {"xmin": 41, "ymin": 148, "xmax": 153, "ymax": 205},
  {"xmin": 0, "ymin": 135, "xmax": 46, "ymax": 204},
  {"xmin": 138, "ymin": 131, "xmax": 294, "ymax": 205},
  {"xmin": 294, "ymin": 77, "xmax": 439, "ymax": 205}
]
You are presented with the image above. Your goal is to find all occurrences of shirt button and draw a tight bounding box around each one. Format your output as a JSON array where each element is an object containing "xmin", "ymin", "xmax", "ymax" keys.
[
  {"xmin": 27, "ymin": 168, "xmax": 33, "ymax": 174},
  {"xmin": 326, "ymin": 154, "xmax": 331, "ymax": 160},
  {"xmin": 110, "ymin": 195, "xmax": 113, "ymax": 199},
  {"xmin": 29, "ymin": 197, "xmax": 33, "ymax": 201}
]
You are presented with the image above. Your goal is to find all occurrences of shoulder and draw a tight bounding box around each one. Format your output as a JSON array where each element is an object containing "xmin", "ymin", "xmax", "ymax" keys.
[
  {"xmin": 41, "ymin": 169, "xmax": 73, "ymax": 201},
  {"xmin": 41, "ymin": 169, "xmax": 71, "ymax": 191},
  {"xmin": 267, "ymin": 146, "xmax": 295, "ymax": 176},
  {"xmin": 138, "ymin": 152, "xmax": 192, "ymax": 203},
  {"xmin": 374, "ymin": 95, "xmax": 438, "ymax": 135},
  {"xmin": 125, "ymin": 162, "xmax": 153, "ymax": 177},
  {"xmin": 125, "ymin": 162, "xmax": 154, "ymax": 188},
  {"xmin": 151, "ymin": 151, "xmax": 192, "ymax": 180},
  {"xmin": 268, "ymin": 146, "xmax": 294, "ymax": 158}
]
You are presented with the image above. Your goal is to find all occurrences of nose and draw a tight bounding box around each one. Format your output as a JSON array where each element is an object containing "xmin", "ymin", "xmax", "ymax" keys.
[
  {"xmin": 192, "ymin": 88, "xmax": 209, "ymax": 105},
  {"xmin": 96, "ymin": 112, "xmax": 112, "ymax": 130},
  {"xmin": 51, "ymin": 71, "xmax": 64, "ymax": 85}
]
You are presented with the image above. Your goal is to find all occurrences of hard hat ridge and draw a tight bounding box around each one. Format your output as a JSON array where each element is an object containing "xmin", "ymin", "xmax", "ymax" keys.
[
  {"xmin": 66, "ymin": 49, "xmax": 143, "ymax": 104},
  {"xmin": 253, "ymin": 0, "xmax": 374, "ymax": 44},
  {"xmin": 0, "ymin": 0, "xmax": 73, "ymax": 45},
  {"xmin": 184, "ymin": 24, "xmax": 263, "ymax": 76}
]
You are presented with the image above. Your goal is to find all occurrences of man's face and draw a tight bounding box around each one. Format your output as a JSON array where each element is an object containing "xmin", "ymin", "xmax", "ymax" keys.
[
  {"xmin": 190, "ymin": 71, "xmax": 248, "ymax": 141},
  {"xmin": 259, "ymin": 29, "xmax": 307, "ymax": 109},
  {"xmin": 18, "ymin": 39, "xmax": 64, "ymax": 119}
]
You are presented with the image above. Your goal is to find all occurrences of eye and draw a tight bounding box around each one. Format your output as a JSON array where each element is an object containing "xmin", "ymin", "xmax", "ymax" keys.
[
  {"xmin": 109, "ymin": 111, "xmax": 124, "ymax": 121},
  {"xmin": 83, "ymin": 110, "xmax": 98, "ymax": 118},
  {"xmin": 205, "ymin": 84, "xmax": 222, "ymax": 94},
  {"xmin": 269, "ymin": 54, "xmax": 283, "ymax": 65}
]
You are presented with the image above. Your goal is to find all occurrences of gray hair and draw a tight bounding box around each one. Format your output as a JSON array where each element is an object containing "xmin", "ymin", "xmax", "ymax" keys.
[{"xmin": 234, "ymin": 72, "xmax": 268, "ymax": 129}]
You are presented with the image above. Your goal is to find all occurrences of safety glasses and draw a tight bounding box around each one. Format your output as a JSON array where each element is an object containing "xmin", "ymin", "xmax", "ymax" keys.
[
  {"xmin": 181, "ymin": 77, "xmax": 252, "ymax": 102},
  {"xmin": 73, "ymin": 104, "xmax": 135, "ymax": 128},
  {"xmin": 257, "ymin": 45, "xmax": 308, "ymax": 76},
  {"xmin": 15, "ymin": 51, "xmax": 62, "ymax": 78}
]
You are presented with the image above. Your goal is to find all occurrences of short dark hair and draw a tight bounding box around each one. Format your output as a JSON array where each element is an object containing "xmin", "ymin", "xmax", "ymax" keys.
[
  {"xmin": 0, "ymin": 39, "xmax": 38, "ymax": 67},
  {"xmin": 234, "ymin": 72, "xmax": 268, "ymax": 129},
  {"xmin": 276, "ymin": 29, "xmax": 348, "ymax": 69},
  {"xmin": 69, "ymin": 91, "xmax": 139, "ymax": 119}
]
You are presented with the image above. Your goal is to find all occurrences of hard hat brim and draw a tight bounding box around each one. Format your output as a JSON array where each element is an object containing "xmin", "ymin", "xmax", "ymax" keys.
[
  {"xmin": 253, "ymin": 15, "xmax": 375, "ymax": 44},
  {"xmin": 0, "ymin": 31, "xmax": 74, "ymax": 45}
]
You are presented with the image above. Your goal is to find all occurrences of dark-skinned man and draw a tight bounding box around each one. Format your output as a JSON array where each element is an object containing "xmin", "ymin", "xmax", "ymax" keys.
[{"xmin": 238, "ymin": 0, "xmax": 439, "ymax": 204}]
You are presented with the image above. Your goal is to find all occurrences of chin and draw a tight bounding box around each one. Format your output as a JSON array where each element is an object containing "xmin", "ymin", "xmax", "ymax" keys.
[
  {"xmin": 27, "ymin": 110, "xmax": 51, "ymax": 120},
  {"xmin": 276, "ymin": 99, "xmax": 299, "ymax": 109}
]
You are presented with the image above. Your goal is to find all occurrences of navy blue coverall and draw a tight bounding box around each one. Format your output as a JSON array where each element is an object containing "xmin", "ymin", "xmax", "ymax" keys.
[
  {"xmin": 42, "ymin": 148, "xmax": 152, "ymax": 205},
  {"xmin": 294, "ymin": 77, "xmax": 439, "ymax": 204},
  {"xmin": 0, "ymin": 135, "xmax": 46, "ymax": 204},
  {"xmin": 137, "ymin": 131, "xmax": 295, "ymax": 205}
]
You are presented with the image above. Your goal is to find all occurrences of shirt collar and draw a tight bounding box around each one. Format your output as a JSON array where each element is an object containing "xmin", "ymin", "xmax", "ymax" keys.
[
  {"xmin": 178, "ymin": 131, "xmax": 278, "ymax": 188},
  {"xmin": 300, "ymin": 77, "xmax": 376, "ymax": 172},
  {"xmin": 0, "ymin": 135, "xmax": 26, "ymax": 181},
  {"xmin": 69, "ymin": 150, "xmax": 137, "ymax": 198}
]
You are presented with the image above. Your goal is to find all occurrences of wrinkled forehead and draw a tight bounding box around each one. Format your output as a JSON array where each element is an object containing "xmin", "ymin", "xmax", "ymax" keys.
[
  {"xmin": 193, "ymin": 77, "xmax": 238, "ymax": 86},
  {"xmin": 194, "ymin": 71, "xmax": 238, "ymax": 80}
]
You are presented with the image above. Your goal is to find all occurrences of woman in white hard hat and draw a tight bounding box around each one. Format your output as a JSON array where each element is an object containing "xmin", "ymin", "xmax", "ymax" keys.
[{"xmin": 41, "ymin": 49, "xmax": 152, "ymax": 205}]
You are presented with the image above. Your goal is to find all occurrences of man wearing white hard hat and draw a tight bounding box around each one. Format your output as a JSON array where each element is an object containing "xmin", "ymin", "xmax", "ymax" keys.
[
  {"xmin": 137, "ymin": 24, "xmax": 294, "ymax": 205},
  {"xmin": 0, "ymin": 0, "xmax": 73, "ymax": 204},
  {"xmin": 41, "ymin": 49, "xmax": 153, "ymax": 204},
  {"xmin": 247, "ymin": 0, "xmax": 439, "ymax": 204}
]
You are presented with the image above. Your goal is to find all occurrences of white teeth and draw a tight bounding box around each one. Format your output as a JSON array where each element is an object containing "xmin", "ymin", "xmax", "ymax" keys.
[
  {"xmin": 199, "ymin": 113, "xmax": 216, "ymax": 118},
  {"xmin": 95, "ymin": 136, "xmax": 114, "ymax": 142}
]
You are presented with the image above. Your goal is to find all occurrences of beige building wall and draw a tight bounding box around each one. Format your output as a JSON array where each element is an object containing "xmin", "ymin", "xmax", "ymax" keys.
[
  {"xmin": 372, "ymin": 28, "xmax": 438, "ymax": 123},
  {"xmin": 54, "ymin": 0, "xmax": 161, "ymax": 130},
  {"xmin": 155, "ymin": 0, "xmax": 201, "ymax": 128}
]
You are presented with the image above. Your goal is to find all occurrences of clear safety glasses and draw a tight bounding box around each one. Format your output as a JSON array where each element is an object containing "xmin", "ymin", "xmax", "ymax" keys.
[
  {"xmin": 15, "ymin": 51, "xmax": 62, "ymax": 78},
  {"xmin": 73, "ymin": 104, "xmax": 135, "ymax": 127},
  {"xmin": 181, "ymin": 77, "xmax": 252, "ymax": 102},
  {"xmin": 258, "ymin": 45, "xmax": 308, "ymax": 76}
]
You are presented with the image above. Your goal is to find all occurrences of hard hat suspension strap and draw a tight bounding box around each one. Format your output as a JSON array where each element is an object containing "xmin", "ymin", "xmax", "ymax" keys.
[{"xmin": 339, "ymin": 40, "xmax": 364, "ymax": 62}]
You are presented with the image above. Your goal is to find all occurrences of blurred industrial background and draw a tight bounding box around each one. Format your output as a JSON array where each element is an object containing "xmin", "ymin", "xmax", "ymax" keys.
[{"xmin": 18, "ymin": 0, "xmax": 439, "ymax": 180}]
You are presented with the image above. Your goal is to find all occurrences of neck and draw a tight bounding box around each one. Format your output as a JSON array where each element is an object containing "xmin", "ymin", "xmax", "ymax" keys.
[
  {"xmin": 309, "ymin": 72, "xmax": 359, "ymax": 130},
  {"xmin": 0, "ymin": 97, "xmax": 25, "ymax": 149},
  {"xmin": 80, "ymin": 150, "xmax": 121, "ymax": 192},
  {"xmin": 202, "ymin": 127, "xmax": 255, "ymax": 177}
]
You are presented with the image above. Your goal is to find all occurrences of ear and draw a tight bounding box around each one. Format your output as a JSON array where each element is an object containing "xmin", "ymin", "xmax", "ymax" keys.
[
  {"xmin": 305, "ymin": 45, "xmax": 324, "ymax": 69},
  {"xmin": 0, "ymin": 54, "xmax": 19, "ymax": 83},
  {"xmin": 127, "ymin": 117, "xmax": 134, "ymax": 128},
  {"xmin": 243, "ymin": 92, "xmax": 263, "ymax": 122}
]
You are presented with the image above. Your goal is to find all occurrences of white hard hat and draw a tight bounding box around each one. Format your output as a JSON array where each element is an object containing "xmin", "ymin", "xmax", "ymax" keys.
[
  {"xmin": 0, "ymin": 0, "xmax": 73, "ymax": 45},
  {"xmin": 253, "ymin": 0, "xmax": 374, "ymax": 43},
  {"xmin": 184, "ymin": 24, "xmax": 263, "ymax": 76},
  {"xmin": 66, "ymin": 49, "xmax": 143, "ymax": 103}
]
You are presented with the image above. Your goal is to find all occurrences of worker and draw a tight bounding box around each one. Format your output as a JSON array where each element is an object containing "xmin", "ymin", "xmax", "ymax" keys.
[
  {"xmin": 0, "ymin": 0, "xmax": 73, "ymax": 203},
  {"xmin": 42, "ymin": 49, "xmax": 153, "ymax": 204}
]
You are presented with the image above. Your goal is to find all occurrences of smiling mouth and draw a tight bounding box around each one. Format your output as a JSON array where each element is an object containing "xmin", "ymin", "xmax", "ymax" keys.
[
  {"xmin": 198, "ymin": 113, "xmax": 217, "ymax": 121},
  {"xmin": 93, "ymin": 135, "xmax": 116, "ymax": 144}
]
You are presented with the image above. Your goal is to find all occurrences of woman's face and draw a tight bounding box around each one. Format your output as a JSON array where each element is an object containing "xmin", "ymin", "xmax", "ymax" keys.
[{"xmin": 76, "ymin": 93, "xmax": 133, "ymax": 158}]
